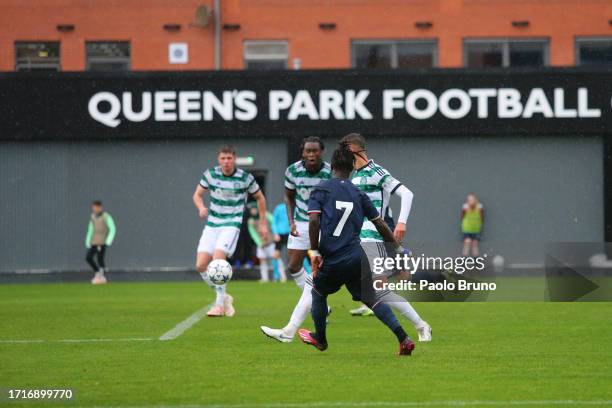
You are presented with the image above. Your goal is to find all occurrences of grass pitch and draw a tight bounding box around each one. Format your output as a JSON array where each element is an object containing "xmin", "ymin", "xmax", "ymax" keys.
[{"xmin": 0, "ymin": 281, "xmax": 611, "ymax": 408}]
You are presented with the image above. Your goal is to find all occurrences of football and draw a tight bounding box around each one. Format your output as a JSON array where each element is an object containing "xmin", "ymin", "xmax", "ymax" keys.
[{"xmin": 206, "ymin": 259, "xmax": 233, "ymax": 285}]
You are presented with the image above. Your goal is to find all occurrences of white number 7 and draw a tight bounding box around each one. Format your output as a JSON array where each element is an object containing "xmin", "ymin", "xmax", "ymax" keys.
[{"xmin": 333, "ymin": 201, "xmax": 354, "ymax": 236}]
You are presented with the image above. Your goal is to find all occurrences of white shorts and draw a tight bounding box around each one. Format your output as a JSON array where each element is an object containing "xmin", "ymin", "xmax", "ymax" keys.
[
  {"xmin": 256, "ymin": 243, "xmax": 276, "ymax": 259},
  {"xmin": 287, "ymin": 221, "xmax": 310, "ymax": 250},
  {"xmin": 197, "ymin": 226, "xmax": 240, "ymax": 257}
]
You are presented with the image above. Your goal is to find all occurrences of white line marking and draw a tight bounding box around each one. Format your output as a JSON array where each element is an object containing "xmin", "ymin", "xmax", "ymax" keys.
[
  {"xmin": 158, "ymin": 304, "xmax": 213, "ymax": 341},
  {"xmin": 85, "ymin": 400, "xmax": 612, "ymax": 408},
  {"xmin": 58, "ymin": 338, "xmax": 153, "ymax": 343},
  {"xmin": 0, "ymin": 338, "xmax": 152, "ymax": 344}
]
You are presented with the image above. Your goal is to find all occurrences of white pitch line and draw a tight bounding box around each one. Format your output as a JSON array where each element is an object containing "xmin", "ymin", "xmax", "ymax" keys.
[
  {"xmin": 85, "ymin": 400, "xmax": 612, "ymax": 408},
  {"xmin": 0, "ymin": 337, "xmax": 153, "ymax": 344},
  {"xmin": 158, "ymin": 304, "xmax": 213, "ymax": 341}
]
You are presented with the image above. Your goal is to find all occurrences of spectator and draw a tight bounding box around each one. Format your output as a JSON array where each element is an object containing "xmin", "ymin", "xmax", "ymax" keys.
[
  {"xmin": 248, "ymin": 205, "xmax": 286, "ymax": 282},
  {"xmin": 461, "ymin": 193, "xmax": 484, "ymax": 257},
  {"xmin": 272, "ymin": 201, "xmax": 290, "ymax": 280},
  {"xmin": 85, "ymin": 200, "xmax": 116, "ymax": 284}
]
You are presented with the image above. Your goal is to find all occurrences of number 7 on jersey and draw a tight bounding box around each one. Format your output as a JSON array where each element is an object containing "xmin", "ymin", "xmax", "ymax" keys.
[{"xmin": 333, "ymin": 201, "xmax": 354, "ymax": 236}]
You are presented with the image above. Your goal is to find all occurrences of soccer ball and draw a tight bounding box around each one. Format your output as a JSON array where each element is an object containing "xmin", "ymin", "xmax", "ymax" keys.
[{"xmin": 206, "ymin": 259, "xmax": 233, "ymax": 285}]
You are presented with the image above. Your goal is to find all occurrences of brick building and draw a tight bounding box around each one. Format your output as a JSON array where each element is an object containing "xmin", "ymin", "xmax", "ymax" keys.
[{"xmin": 1, "ymin": 0, "xmax": 611, "ymax": 72}]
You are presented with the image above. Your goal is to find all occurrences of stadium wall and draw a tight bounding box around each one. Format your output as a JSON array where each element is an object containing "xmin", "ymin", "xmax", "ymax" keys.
[{"xmin": 0, "ymin": 69, "xmax": 609, "ymax": 272}]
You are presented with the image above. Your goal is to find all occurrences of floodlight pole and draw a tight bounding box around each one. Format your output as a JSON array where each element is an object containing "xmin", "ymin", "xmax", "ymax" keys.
[{"xmin": 214, "ymin": 0, "xmax": 221, "ymax": 70}]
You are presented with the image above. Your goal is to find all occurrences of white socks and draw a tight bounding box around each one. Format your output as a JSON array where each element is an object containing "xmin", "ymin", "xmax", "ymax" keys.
[
  {"xmin": 260, "ymin": 260, "xmax": 270, "ymax": 282},
  {"xmin": 386, "ymin": 300, "xmax": 423, "ymax": 328},
  {"xmin": 276, "ymin": 259, "xmax": 287, "ymax": 282},
  {"xmin": 214, "ymin": 284, "xmax": 226, "ymax": 307},
  {"xmin": 290, "ymin": 268, "xmax": 307, "ymax": 289},
  {"xmin": 199, "ymin": 271, "xmax": 226, "ymax": 307},
  {"xmin": 283, "ymin": 280, "xmax": 313, "ymax": 336}
]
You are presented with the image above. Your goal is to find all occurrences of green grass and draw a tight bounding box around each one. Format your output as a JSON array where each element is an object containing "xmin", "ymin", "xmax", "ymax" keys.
[{"xmin": 0, "ymin": 281, "xmax": 611, "ymax": 408}]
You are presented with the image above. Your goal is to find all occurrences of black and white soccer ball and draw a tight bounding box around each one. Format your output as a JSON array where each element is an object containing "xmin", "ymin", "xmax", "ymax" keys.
[{"xmin": 206, "ymin": 259, "xmax": 233, "ymax": 285}]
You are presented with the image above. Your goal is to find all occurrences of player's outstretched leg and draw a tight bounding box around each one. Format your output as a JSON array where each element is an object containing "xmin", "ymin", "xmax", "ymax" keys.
[
  {"xmin": 284, "ymin": 248, "xmax": 309, "ymax": 288},
  {"xmin": 381, "ymin": 293, "xmax": 431, "ymax": 341},
  {"xmin": 298, "ymin": 287, "xmax": 328, "ymax": 351},
  {"xmin": 380, "ymin": 291, "xmax": 432, "ymax": 341},
  {"xmin": 366, "ymin": 301, "xmax": 415, "ymax": 356},
  {"xmin": 261, "ymin": 276, "xmax": 314, "ymax": 342},
  {"xmin": 196, "ymin": 251, "xmax": 234, "ymax": 317}
]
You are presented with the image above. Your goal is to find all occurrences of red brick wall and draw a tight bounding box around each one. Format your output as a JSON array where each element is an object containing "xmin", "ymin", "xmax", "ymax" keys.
[{"xmin": 0, "ymin": 0, "xmax": 611, "ymax": 71}]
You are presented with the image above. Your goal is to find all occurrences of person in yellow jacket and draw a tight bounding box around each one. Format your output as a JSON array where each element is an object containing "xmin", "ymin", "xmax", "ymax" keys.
[
  {"xmin": 461, "ymin": 193, "xmax": 484, "ymax": 257},
  {"xmin": 85, "ymin": 200, "xmax": 116, "ymax": 284}
]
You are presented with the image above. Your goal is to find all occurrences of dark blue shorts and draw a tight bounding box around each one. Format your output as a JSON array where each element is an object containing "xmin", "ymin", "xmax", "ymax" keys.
[
  {"xmin": 463, "ymin": 233, "xmax": 481, "ymax": 241},
  {"xmin": 312, "ymin": 249, "xmax": 376, "ymax": 304}
]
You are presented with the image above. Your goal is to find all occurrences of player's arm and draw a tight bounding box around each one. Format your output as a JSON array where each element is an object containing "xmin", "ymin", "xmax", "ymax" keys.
[
  {"xmin": 307, "ymin": 187, "xmax": 324, "ymax": 275},
  {"xmin": 392, "ymin": 185, "xmax": 414, "ymax": 241},
  {"xmin": 105, "ymin": 214, "xmax": 116, "ymax": 246},
  {"xmin": 252, "ymin": 190, "xmax": 269, "ymax": 241},
  {"xmin": 308, "ymin": 211, "xmax": 322, "ymax": 275},
  {"xmin": 381, "ymin": 172, "xmax": 413, "ymax": 242},
  {"xmin": 284, "ymin": 167, "xmax": 299, "ymax": 236},
  {"xmin": 192, "ymin": 184, "xmax": 208, "ymax": 219},
  {"xmin": 285, "ymin": 189, "xmax": 299, "ymax": 236},
  {"xmin": 85, "ymin": 221, "xmax": 93, "ymax": 248}
]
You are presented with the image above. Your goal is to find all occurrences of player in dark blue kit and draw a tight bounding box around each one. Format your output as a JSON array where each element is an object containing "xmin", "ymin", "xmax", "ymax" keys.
[{"xmin": 297, "ymin": 144, "xmax": 416, "ymax": 356}]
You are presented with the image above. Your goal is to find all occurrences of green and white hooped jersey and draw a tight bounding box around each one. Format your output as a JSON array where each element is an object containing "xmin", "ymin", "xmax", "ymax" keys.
[
  {"xmin": 200, "ymin": 166, "xmax": 260, "ymax": 228},
  {"xmin": 284, "ymin": 160, "xmax": 331, "ymax": 222},
  {"xmin": 352, "ymin": 160, "xmax": 402, "ymax": 242}
]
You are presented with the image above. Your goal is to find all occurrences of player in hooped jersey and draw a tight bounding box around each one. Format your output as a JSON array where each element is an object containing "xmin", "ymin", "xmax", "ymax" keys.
[
  {"xmin": 297, "ymin": 144, "xmax": 415, "ymax": 355},
  {"xmin": 341, "ymin": 133, "xmax": 431, "ymax": 342},
  {"xmin": 261, "ymin": 133, "xmax": 431, "ymax": 342},
  {"xmin": 261, "ymin": 137, "xmax": 331, "ymax": 341},
  {"xmin": 193, "ymin": 145, "xmax": 269, "ymax": 317}
]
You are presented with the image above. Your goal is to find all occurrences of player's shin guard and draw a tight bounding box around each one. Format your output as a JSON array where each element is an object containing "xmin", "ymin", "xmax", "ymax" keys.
[
  {"xmin": 370, "ymin": 301, "xmax": 408, "ymax": 343},
  {"xmin": 380, "ymin": 291, "xmax": 424, "ymax": 328},
  {"xmin": 283, "ymin": 278, "xmax": 313, "ymax": 336},
  {"xmin": 310, "ymin": 287, "xmax": 328, "ymax": 345}
]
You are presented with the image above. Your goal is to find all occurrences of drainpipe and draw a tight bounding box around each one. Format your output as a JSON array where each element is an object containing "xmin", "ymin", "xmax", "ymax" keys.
[{"xmin": 214, "ymin": 0, "xmax": 221, "ymax": 70}]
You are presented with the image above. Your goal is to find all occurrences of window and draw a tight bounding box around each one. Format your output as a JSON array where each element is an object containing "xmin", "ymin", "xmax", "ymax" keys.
[
  {"xmin": 15, "ymin": 42, "xmax": 60, "ymax": 71},
  {"xmin": 464, "ymin": 39, "xmax": 549, "ymax": 68},
  {"xmin": 352, "ymin": 40, "xmax": 437, "ymax": 69},
  {"xmin": 244, "ymin": 41, "xmax": 288, "ymax": 70},
  {"xmin": 576, "ymin": 38, "xmax": 612, "ymax": 67},
  {"xmin": 86, "ymin": 41, "xmax": 131, "ymax": 71}
]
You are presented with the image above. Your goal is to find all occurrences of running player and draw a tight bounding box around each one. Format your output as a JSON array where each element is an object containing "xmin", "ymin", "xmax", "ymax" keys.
[
  {"xmin": 260, "ymin": 133, "xmax": 432, "ymax": 342},
  {"xmin": 260, "ymin": 137, "xmax": 331, "ymax": 340},
  {"xmin": 193, "ymin": 145, "xmax": 269, "ymax": 317},
  {"xmin": 298, "ymin": 144, "xmax": 415, "ymax": 355}
]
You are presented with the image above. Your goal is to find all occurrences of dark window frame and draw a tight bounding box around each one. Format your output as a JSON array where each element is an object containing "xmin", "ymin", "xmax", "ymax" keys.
[
  {"xmin": 14, "ymin": 41, "xmax": 61, "ymax": 72},
  {"xmin": 243, "ymin": 40, "xmax": 289, "ymax": 70},
  {"xmin": 463, "ymin": 38, "xmax": 550, "ymax": 68},
  {"xmin": 351, "ymin": 39, "xmax": 438, "ymax": 69},
  {"xmin": 575, "ymin": 37, "xmax": 612, "ymax": 67},
  {"xmin": 85, "ymin": 41, "xmax": 131, "ymax": 71}
]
